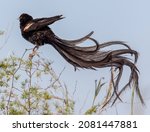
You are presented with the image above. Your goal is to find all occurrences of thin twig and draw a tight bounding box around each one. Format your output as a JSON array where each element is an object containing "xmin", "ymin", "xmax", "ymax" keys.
[
  {"xmin": 6, "ymin": 49, "xmax": 28, "ymax": 114},
  {"xmin": 131, "ymin": 83, "xmax": 135, "ymax": 115},
  {"xmin": 28, "ymin": 59, "xmax": 32, "ymax": 115},
  {"xmin": 45, "ymin": 67, "xmax": 65, "ymax": 90}
]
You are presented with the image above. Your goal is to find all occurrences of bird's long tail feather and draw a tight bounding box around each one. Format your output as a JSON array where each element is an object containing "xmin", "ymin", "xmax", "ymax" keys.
[{"xmin": 47, "ymin": 32, "xmax": 144, "ymax": 107}]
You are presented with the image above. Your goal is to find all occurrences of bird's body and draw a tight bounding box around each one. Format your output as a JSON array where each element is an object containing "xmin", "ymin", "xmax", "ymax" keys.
[
  {"xmin": 19, "ymin": 13, "xmax": 144, "ymax": 106},
  {"xmin": 19, "ymin": 14, "xmax": 59, "ymax": 46}
]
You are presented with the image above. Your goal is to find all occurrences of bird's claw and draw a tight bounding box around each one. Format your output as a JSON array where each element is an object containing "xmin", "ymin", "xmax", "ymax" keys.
[
  {"xmin": 29, "ymin": 46, "xmax": 39, "ymax": 59},
  {"xmin": 33, "ymin": 45, "xmax": 39, "ymax": 52}
]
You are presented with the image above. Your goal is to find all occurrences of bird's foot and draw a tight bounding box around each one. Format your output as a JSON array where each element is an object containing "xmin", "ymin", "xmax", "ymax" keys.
[
  {"xmin": 29, "ymin": 46, "xmax": 39, "ymax": 59},
  {"xmin": 33, "ymin": 45, "xmax": 39, "ymax": 51}
]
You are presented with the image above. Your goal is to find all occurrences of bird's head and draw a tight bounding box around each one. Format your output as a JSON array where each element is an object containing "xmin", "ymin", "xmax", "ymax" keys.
[{"xmin": 19, "ymin": 13, "xmax": 33, "ymax": 26}]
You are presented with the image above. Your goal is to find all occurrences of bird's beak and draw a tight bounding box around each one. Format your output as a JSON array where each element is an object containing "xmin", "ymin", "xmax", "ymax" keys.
[
  {"xmin": 59, "ymin": 15, "xmax": 65, "ymax": 20},
  {"xmin": 61, "ymin": 17, "xmax": 65, "ymax": 19}
]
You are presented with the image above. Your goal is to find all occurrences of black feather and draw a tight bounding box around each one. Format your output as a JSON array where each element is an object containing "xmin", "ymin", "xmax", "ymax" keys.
[{"xmin": 19, "ymin": 13, "xmax": 144, "ymax": 107}]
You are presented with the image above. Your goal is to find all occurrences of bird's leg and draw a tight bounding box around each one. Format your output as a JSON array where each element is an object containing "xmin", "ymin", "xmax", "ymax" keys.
[
  {"xmin": 33, "ymin": 45, "xmax": 39, "ymax": 51},
  {"xmin": 29, "ymin": 45, "xmax": 39, "ymax": 59}
]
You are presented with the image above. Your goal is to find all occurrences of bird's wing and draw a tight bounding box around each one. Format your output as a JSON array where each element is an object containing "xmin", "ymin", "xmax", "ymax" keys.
[{"xmin": 23, "ymin": 15, "xmax": 64, "ymax": 32}]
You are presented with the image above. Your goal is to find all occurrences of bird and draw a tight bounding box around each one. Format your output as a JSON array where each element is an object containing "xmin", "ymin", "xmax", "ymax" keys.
[{"xmin": 19, "ymin": 13, "xmax": 144, "ymax": 107}]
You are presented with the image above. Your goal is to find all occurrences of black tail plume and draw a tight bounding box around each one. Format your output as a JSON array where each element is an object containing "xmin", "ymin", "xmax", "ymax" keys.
[{"xmin": 47, "ymin": 32, "xmax": 144, "ymax": 107}]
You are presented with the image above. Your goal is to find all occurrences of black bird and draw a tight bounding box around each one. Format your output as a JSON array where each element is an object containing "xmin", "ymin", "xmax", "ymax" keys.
[{"xmin": 19, "ymin": 13, "xmax": 144, "ymax": 106}]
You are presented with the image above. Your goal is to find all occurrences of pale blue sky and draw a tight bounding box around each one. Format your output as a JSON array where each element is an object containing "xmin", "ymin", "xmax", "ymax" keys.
[{"xmin": 0, "ymin": 0, "xmax": 150, "ymax": 114}]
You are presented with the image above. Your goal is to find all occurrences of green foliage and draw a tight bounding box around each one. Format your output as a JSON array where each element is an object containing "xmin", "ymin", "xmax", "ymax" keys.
[
  {"xmin": 0, "ymin": 54, "xmax": 74, "ymax": 115},
  {"xmin": 0, "ymin": 52, "xmax": 118, "ymax": 115},
  {"xmin": 85, "ymin": 105, "xmax": 97, "ymax": 115}
]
